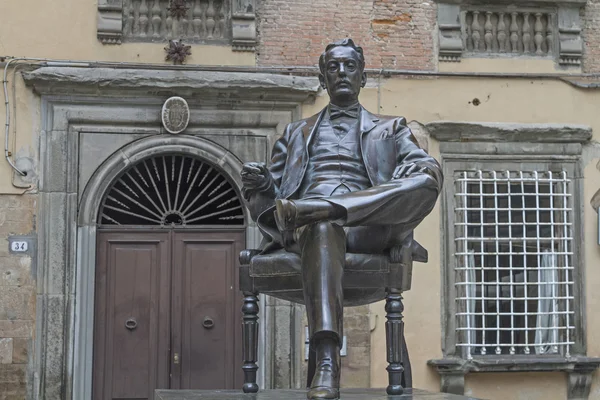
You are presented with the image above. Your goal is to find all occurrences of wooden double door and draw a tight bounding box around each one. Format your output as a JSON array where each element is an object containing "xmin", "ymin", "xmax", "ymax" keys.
[{"xmin": 93, "ymin": 229, "xmax": 245, "ymax": 400}]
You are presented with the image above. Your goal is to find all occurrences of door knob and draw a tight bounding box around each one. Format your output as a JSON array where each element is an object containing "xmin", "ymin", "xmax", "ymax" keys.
[
  {"xmin": 203, "ymin": 316, "xmax": 215, "ymax": 329},
  {"xmin": 125, "ymin": 318, "xmax": 138, "ymax": 331}
]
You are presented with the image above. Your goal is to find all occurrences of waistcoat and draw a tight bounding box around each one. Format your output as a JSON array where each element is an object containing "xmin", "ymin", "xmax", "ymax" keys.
[{"xmin": 299, "ymin": 113, "xmax": 371, "ymax": 198}]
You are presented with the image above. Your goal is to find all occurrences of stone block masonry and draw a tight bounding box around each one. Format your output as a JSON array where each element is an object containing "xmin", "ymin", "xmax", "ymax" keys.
[
  {"xmin": 256, "ymin": 0, "xmax": 437, "ymax": 70},
  {"xmin": 0, "ymin": 194, "xmax": 37, "ymax": 400}
]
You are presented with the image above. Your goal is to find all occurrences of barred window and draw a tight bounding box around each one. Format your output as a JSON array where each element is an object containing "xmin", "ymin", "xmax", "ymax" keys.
[{"xmin": 454, "ymin": 170, "xmax": 574, "ymax": 359}]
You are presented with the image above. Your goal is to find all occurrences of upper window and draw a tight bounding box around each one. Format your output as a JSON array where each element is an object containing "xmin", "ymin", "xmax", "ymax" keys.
[
  {"xmin": 460, "ymin": 10, "xmax": 555, "ymax": 57},
  {"xmin": 453, "ymin": 169, "xmax": 574, "ymax": 359},
  {"xmin": 97, "ymin": 0, "xmax": 257, "ymax": 51},
  {"xmin": 436, "ymin": 1, "xmax": 585, "ymax": 65},
  {"xmin": 122, "ymin": 0, "xmax": 231, "ymax": 43}
]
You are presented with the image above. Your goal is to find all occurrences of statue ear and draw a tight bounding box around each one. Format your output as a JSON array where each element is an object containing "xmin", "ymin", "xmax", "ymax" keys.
[
  {"xmin": 319, "ymin": 74, "xmax": 327, "ymax": 90},
  {"xmin": 361, "ymin": 71, "xmax": 367, "ymax": 88}
]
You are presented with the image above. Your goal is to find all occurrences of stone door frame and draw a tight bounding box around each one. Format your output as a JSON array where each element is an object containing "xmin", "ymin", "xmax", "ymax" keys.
[{"xmin": 22, "ymin": 67, "xmax": 319, "ymax": 400}]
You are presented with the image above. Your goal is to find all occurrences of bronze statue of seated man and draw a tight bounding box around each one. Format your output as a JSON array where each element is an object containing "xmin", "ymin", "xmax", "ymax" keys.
[{"xmin": 240, "ymin": 39, "xmax": 443, "ymax": 400}]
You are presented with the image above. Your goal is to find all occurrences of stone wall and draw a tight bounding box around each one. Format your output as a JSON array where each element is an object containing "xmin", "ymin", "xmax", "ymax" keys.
[
  {"xmin": 256, "ymin": 0, "xmax": 437, "ymax": 70},
  {"xmin": 0, "ymin": 195, "xmax": 36, "ymax": 399},
  {"xmin": 299, "ymin": 305, "xmax": 371, "ymax": 388},
  {"xmin": 341, "ymin": 305, "xmax": 371, "ymax": 388}
]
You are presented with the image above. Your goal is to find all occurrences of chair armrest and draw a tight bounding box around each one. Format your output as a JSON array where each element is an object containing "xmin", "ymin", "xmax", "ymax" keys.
[
  {"xmin": 389, "ymin": 239, "xmax": 428, "ymax": 264},
  {"xmin": 240, "ymin": 249, "xmax": 262, "ymax": 265},
  {"xmin": 411, "ymin": 240, "xmax": 428, "ymax": 263}
]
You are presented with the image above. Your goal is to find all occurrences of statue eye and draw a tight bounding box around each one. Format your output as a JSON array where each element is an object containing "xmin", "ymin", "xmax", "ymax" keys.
[
  {"xmin": 327, "ymin": 63, "xmax": 338, "ymax": 72},
  {"xmin": 347, "ymin": 62, "xmax": 357, "ymax": 71}
]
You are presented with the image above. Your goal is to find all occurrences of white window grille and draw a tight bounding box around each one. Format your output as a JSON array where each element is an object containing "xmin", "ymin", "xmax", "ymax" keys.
[{"xmin": 454, "ymin": 170, "xmax": 575, "ymax": 359}]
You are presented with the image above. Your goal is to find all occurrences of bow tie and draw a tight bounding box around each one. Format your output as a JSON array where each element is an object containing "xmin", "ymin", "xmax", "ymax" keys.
[{"xmin": 329, "ymin": 104, "xmax": 360, "ymax": 120}]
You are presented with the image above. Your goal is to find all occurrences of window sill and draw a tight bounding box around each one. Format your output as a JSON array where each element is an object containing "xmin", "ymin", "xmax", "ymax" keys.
[
  {"xmin": 428, "ymin": 356, "xmax": 600, "ymax": 373},
  {"xmin": 428, "ymin": 357, "xmax": 600, "ymax": 399}
]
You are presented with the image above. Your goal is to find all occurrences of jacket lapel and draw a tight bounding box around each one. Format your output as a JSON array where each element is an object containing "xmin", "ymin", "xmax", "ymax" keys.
[
  {"xmin": 360, "ymin": 107, "xmax": 381, "ymax": 184},
  {"xmin": 303, "ymin": 106, "xmax": 377, "ymax": 140},
  {"xmin": 302, "ymin": 108, "xmax": 326, "ymax": 145},
  {"xmin": 359, "ymin": 107, "xmax": 379, "ymax": 135}
]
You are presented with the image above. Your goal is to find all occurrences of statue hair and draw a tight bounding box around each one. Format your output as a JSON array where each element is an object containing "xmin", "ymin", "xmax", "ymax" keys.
[{"xmin": 319, "ymin": 39, "xmax": 365, "ymax": 74}]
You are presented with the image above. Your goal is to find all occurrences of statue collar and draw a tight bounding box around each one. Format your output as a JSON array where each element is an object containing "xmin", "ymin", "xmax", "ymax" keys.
[
  {"xmin": 302, "ymin": 105, "xmax": 379, "ymax": 142},
  {"xmin": 328, "ymin": 102, "xmax": 361, "ymax": 119}
]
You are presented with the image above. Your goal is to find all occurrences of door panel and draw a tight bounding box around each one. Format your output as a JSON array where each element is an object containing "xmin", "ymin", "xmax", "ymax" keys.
[
  {"xmin": 94, "ymin": 229, "xmax": 245, "ymax": 398},
  {"xmin": 172, "ymin": 231, "xmax": 244, "ymax": 390},
  {"xmin": 93, "ymin": 232, "xmax": 171, "ymax": 400}
]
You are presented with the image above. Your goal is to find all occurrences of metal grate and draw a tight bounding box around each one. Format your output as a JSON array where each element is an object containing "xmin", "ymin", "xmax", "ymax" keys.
[
  {"xmin": 99, "ymin": 155, "xmax": 244, "ymax": 226},
  {"xmin": 454, "ymin": 170, "xmax": 574, "ymax": 358}
]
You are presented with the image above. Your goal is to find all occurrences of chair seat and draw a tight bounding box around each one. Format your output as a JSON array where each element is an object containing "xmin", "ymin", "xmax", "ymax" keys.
[
  {"xmin": 239, "ymin": 234, "xmax": 425, "ymax": 393},
  {"xmin": 249, "ymin": 249, "xmax": 390, "ymax": 278},
  {"xmin": 242, "ymin": 249, "xmax": 400, "ymax": 306}
]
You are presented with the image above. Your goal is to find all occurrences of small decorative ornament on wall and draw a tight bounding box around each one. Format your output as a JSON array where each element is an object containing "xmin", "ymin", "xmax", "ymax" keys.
[
  {"xmin": 162, "ymin": 96, "xmax": 190, "ymax": 134},
  {"xmin": 165, "ymin": 39, "xmax": 192, "ymax": 64}
]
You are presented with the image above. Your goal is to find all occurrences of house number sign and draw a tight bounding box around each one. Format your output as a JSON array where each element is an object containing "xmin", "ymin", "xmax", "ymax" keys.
[
  {"xmin": 8, "ymin": 236, "xmax": 35, "ymax": 255},
  {"xmin": 11, "ymin": 241, "xmax": 28, "ymax": 252}
]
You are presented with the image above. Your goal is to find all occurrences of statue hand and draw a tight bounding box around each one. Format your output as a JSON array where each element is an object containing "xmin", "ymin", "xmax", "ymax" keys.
[
  {"xmin": 393, "ymin": 163, "xmax": 424, "ymax": 179},
  {"xmin": 241, "ymin": 162, "xmax": 272, "ymax": 192}
]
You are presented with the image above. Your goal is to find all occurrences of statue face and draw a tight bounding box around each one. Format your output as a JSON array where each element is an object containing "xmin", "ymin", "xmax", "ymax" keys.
[{"xmin": 319, "ymin": 46, "xmax": 367, "ymax": 107}]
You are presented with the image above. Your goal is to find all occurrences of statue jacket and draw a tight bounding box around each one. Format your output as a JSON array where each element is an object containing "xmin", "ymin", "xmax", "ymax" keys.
[{"xmin": 243, "ymin": 106, "xmax": 443, "ymax": 251}]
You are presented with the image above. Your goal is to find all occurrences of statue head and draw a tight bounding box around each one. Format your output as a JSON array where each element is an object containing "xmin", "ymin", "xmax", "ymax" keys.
[{"xmin": 319, "ymin": 39, "xmax": 367, "ymax": 107}]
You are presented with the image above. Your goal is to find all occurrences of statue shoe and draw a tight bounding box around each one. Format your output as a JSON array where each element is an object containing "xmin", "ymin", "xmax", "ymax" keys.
[
  {"xmin": 307, "ymin": 339, "xmax": 341, "ymax": 400},
  {"xmin": 307, "ymin": 362, "xmax": 340, "ymax": 399},
  {"xmin": 307, "ymin": 385, "xmax": 339, "ymax": 400},
  {"xmin": 275, "ymin": 199, "xmax": 344, "ymax": 231}
]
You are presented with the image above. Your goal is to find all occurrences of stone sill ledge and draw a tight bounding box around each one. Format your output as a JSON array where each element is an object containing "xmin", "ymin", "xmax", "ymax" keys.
[
  {"xmin": 428, "ymin": 356, "xmax": 600, "ymax": 373},
  {"xmin": 426, "ymin": 121, "xmax": 592, "ymax": 143},
  {"xmin": 428, "ymin": 357, "xmax": 600, "ymax": 398}
]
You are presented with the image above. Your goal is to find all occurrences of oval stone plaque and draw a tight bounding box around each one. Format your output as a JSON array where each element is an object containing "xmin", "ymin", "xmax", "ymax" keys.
[{"xmin": 161, "ymin": 96, "xmax": 190, "ymax": 134}]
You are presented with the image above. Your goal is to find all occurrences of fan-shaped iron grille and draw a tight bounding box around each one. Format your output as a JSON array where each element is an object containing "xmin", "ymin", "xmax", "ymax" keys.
[{"xmin": 99, "ymin": 155, "xmax": 244, "ymax": 226}]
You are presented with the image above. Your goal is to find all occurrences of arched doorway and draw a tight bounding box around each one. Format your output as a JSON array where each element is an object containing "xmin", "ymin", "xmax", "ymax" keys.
[{"xmin": 92, "ymin": 153, "xmax": 246, "ymax": 400}]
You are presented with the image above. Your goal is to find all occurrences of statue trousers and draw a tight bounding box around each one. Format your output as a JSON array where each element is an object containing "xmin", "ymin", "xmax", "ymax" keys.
[{"xmin": 286, "ymin": 172, "xmax": 440, "ymax": 343}]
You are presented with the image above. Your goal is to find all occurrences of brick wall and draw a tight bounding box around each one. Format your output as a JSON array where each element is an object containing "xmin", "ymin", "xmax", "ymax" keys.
[
  {"xmin": 0, "ymin": 195, "xmax": 36, "ymax": 399},
  {"xmin": 583, "ymin": 0, "xmax": 600, "ymax": 72},
  {"xmin": 256, "ymin": 0, "xmax": 437, "ymax": 70}
]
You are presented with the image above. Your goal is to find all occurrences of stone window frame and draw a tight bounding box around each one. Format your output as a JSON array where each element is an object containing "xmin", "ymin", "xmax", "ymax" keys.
[
  {"xmin": 425, "ymin": 122, "xmax": 600, "ymax": 399},
  {"xmin": 436, "ymin": 0, "xmax": 586, "ymax": 65},
  {"xmin": 97, "ymin": 0, "xmax": 257, "ymax": 51}
]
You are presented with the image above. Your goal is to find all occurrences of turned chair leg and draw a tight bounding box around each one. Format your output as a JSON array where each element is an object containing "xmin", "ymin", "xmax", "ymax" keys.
[
  {"xmin": 385, "ymin": 288, "xmax": 405, "ymax": 395},
  {"xmin": 242, "ymin": 291, "xmax": 259, "ymax": 393}
]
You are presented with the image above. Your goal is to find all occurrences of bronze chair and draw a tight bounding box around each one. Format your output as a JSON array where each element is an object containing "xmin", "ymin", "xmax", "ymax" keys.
[{"xmin": 239, "ymin": 232, "xmax": 428, "ymax": 395}]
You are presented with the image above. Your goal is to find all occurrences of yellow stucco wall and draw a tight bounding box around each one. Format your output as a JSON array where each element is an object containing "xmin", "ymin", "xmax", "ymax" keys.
[
  {"xmin": 0, "ymin": 0, "xmax": 255, "ymax": 194},
  {"xmin": 365, "ymin": 77, "xmax": 600, "ymax": 399},
  {"xmin": 0, "ymin": 0, "xmax": 254, "ymax": 65},
  {"xmin": 302, "ymin": 76, "xmax": 600, "ymax": 399}
]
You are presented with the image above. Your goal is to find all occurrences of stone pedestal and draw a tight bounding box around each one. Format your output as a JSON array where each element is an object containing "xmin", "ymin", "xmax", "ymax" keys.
[{"xmin": 155, "ymin": 388, "xmax": 480, "ymax": 400}]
